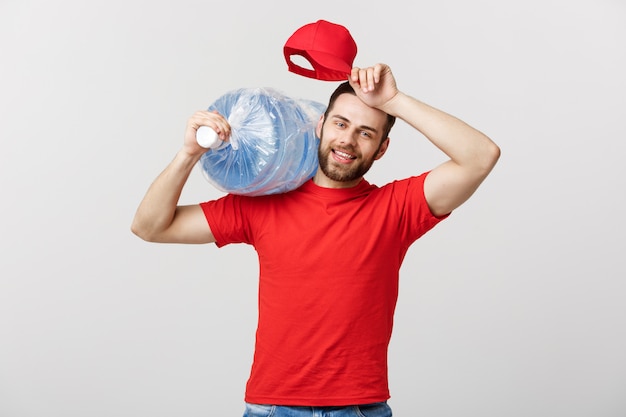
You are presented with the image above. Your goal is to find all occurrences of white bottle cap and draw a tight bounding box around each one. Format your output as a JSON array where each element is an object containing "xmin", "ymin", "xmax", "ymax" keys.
[{"xmin": 196, "ymin": 126, "xmax": 224, "ymax": 149}]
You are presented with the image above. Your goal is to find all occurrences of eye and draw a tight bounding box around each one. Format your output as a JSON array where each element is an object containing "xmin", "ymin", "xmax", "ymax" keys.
[
  {"xmin": 360, "ymin": 130, "xmax": 373, "ymax": 139},
  {"xmin": 335, "ymin": 121, "xmax": 346, "ymax": 129}
]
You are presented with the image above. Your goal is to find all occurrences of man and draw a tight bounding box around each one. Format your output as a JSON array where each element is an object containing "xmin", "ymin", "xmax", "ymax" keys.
[{"xmin": 132, "ymin": 63, "xmax": 500, "ymax": 417}]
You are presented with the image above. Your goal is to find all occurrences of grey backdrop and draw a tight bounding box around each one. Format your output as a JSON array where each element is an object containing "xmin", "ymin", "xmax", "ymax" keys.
[{"xmin": 1, "ymin": 0, "xmax": 625, "ymax": 416}]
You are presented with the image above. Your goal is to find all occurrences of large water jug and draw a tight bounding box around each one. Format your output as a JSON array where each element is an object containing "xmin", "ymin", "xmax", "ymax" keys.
[{"xmin": 197, "ymin": 87, "xmax": 325, "ymax": 196}]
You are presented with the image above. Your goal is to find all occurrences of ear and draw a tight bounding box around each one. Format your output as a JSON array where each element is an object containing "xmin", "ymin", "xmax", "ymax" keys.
[
  {"xmin": 316, "ymin": 115, "xmax": 324, "ymax": 137},
  {"xmin": 374, "ymin": 137, "xmax": 390, "ymax": 160}
]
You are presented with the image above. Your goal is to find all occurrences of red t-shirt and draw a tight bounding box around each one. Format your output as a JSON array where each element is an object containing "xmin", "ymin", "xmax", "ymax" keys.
[{"xmin": 200, "ymin": 173, "xmax": 447, "ymax": 406}]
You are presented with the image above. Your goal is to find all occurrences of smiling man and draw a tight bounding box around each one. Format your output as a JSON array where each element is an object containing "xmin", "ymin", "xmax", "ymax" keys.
[{"xmin": 132, "ymin": 63, "xmax": 500, "ymax": 417}]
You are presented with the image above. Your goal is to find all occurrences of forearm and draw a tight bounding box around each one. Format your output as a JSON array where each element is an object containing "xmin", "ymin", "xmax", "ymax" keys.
[
  {"xmin": 131, "ymin": 150, "xmax": 202, "ymax": 241},
  {"xmin": 383, "ymin": 92, "xmax": 499, "ymax": 171}
]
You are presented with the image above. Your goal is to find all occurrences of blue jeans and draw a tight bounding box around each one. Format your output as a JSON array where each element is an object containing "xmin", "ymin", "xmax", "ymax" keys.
[{"xmin": 242, "ymin": 402, "xmax": 392, "ymax": 417}]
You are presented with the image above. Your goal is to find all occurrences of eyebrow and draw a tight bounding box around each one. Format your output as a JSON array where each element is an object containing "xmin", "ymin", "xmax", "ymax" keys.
[{"xmin": 331, "ymin": 115, "xmax": 379, "ymax": 135}]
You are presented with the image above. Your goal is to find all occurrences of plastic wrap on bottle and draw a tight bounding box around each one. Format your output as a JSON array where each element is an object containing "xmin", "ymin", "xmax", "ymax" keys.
[{"xmin": 198, "ymin": 87, "xmax": 326, "ymax": 196}]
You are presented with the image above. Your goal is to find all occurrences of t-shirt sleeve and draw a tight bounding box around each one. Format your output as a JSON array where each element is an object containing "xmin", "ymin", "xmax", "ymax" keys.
[
  {"xmin": 394, "ymin": 171, "xmax": 450, "ymax": 242},
  {"xmin": 199, "ymin": 194, "xmax": 253, "ymax": 247}
]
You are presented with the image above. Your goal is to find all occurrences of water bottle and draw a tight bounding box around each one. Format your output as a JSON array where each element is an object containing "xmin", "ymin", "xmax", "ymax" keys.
[{"xmin": 197, "ymin": 87, "xmax": 326, "ymax": 196}]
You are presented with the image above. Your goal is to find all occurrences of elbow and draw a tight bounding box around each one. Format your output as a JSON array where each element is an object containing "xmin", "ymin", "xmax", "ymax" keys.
[
  {"xmin": 480, "ymin": 140, "xmax": 501, "ymax": 173},
  {"xmin": 488, "ymin": 141, "xmax": 501, "ymax": 168},
  {"xmin": 130, "ymin": 219, "xmax": 157, "ymax": 242},
  {"xmin": 130, "ymin": 223, "xmax": 148, "ymax": 241}
]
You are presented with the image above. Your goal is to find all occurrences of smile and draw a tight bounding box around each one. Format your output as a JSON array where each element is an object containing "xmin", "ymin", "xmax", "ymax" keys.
[{"xmin": 332, "ymin": 149, "xmax": 356, "ymax": 161}]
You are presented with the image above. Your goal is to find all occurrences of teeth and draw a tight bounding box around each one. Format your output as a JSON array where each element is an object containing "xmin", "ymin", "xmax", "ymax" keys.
[{"xmin": 335, "ymin": 150, "xmax": 355, "ymax": 159}]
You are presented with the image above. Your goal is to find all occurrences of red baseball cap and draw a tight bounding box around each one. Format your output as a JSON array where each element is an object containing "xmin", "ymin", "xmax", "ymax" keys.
[{"xmin": 283, "ymin": 20, "xmax": 358, "ymax": 81}]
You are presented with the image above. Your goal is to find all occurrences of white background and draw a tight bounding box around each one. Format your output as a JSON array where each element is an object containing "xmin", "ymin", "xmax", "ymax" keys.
[{"xmin": 1, "ymin": 1, "xmax": 625, "ymax": 416}]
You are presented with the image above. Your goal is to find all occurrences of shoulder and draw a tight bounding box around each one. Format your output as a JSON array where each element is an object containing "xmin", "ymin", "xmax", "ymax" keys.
[{"xmin": 378, "ymin": 172, "xmax": 448, "ymax": 220}]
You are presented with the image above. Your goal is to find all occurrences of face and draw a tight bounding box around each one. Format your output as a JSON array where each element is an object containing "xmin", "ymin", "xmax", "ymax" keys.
[{"xmin": 315, "ymin": 94, "xmax": 390, "ymax": 188}]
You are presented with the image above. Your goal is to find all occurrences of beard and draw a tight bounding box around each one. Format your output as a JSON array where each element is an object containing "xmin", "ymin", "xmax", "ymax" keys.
[{"xmin": 317, "ymin": 133, "xmax": 377, "ymax": 183}]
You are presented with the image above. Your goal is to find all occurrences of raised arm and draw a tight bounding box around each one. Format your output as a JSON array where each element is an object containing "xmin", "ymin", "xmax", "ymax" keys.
[
  {"xmin": 350, "ymin": 64, "xmax": 501, "ymax": 217},
  {"xmin": 130, "ymin": 111, "xmax": 231, "ymax": 243}
]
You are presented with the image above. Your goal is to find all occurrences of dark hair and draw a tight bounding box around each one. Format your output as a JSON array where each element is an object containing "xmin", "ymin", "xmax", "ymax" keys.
[{"xmin": 324, "ymin": 81, "xmax": 396, "ymax": 141}]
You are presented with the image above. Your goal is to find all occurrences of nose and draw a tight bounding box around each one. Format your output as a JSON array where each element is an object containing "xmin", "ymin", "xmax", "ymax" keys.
[{"xmin": 337, "ymin": 128, "xmax": 358, "ymax": 147}]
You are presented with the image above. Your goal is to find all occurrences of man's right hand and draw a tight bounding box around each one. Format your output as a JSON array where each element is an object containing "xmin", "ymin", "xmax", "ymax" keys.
[{"xmin": 183, "ymin": 110, "xmax": 231, "ymax": 156}]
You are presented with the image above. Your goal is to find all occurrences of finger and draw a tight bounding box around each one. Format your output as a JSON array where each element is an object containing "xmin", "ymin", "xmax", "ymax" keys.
[
  {"xmin": 350, "ymin": 67, "xmax": 360, "ymax": 82},
  {"xmin": 190, "ymin": 111, "xmax": 224, "ymax": 141},
  {"xmin": 211, "ymin": 114, "xmax": 231, "ymax": 140},
  {"xmin": 366, "ymin": 67, "xmax": 376, "ymax": 92},
  {"xmin": 358, "ymin": 68, "xmax": 370, "ymax": 92},
  {"xmin": 373, "ymin": 63, "xmax": 383, "ymax": 84}
]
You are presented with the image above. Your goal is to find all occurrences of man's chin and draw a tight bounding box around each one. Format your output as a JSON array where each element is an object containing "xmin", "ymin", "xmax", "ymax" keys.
[{"xmin": 319, "ymin": 165, "xmax": 359, "ymax": 183}]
